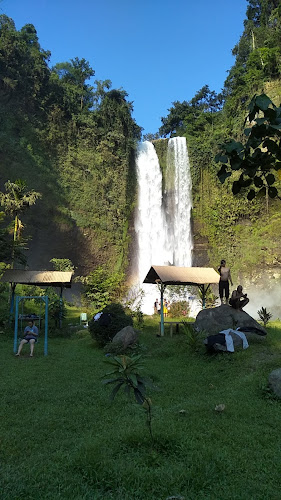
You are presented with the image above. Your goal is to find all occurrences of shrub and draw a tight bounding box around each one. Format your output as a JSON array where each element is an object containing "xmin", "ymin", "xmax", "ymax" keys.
[
  {"xmin": 182, "ymin": 322, "xmax": 202, "ymax": 352},
  {"xmin": 88, "ymin": 302, "xmax": 133, "ymax": 347},
  {"xmin": 169, "ymin": 300, "xmax": 190, "ymax": 318}
]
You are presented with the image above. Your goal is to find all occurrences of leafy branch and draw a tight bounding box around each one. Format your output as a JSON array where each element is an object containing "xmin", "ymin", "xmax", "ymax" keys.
[{"xmin": 216, "ymin": 94, "xmax": 281, "ymax": 201}]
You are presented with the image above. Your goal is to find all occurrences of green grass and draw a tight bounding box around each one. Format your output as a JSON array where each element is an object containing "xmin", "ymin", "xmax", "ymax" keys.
[{"xmin": 1, "ymin": 318, "xmax": 281, "ymax": 499}]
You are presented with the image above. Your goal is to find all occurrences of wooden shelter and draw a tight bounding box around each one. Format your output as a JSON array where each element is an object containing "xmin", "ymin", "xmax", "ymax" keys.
[
  {"xmin": 1, "ymin": 270, "xmax": 73, "ymax": 288},
  {"xmin": 1, "ymin": 269, "xmax": 73, "ymax": 325},
  {"xmin": 143, "ymin": 265, "xmax": 220, "ymax": 336}
]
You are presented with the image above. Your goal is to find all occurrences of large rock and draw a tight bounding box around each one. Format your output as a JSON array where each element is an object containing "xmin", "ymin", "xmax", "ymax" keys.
[
  {"xmin": 268, "ymin": 368, "xmax": 281, "ymax": 399},
  {"xmin": 195, "ymin": 304, "xmax": 267, "ymax": 336},
  {"xmin": 112, "ymin": 326, "xmax": 138, "ymax": 348}
]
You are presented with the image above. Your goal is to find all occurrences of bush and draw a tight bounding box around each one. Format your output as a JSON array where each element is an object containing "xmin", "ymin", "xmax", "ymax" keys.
[
  {"xmin": 169, "ymin": 300, "xmax": 190, "ymax": 318},
  {"xmin": 88, "ymin": 302, "xmax": 133, "ymax": 347}
]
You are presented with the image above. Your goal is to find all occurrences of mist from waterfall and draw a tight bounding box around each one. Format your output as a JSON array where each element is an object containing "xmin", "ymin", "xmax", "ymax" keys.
[{"xmin": 134, "ymin": 137, "xmax": 193, "ymax": 314}]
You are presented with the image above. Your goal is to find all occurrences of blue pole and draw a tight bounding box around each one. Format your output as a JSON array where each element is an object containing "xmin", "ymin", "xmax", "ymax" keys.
[
  {"xmin": 13, "ymin": 296, "xmax": 19, "ymax": 353},
  {"xmin": 44, "ymin": 296, "xmax": 48, "ymax": 356},
  {"xmin": 9, "ymin": 283, "xmax": 16, "ymax": 325},
  {"xmin": 160, "ymin": 283, "xmax": 165, "ymax": 336}
]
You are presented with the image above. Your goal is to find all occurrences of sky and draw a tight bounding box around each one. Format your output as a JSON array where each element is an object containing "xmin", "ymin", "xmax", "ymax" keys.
[{"xmin": 1, "ymin": 0, "xmax": 248, "ymax": 134}]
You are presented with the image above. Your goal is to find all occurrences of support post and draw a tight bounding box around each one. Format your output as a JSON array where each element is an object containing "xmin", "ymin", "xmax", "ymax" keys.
[
  {"xmin": 199, "ymin": 284, "xmax": 210, "ymax": 309},
  {"xmin": 9, "ymin": 283, "xmax": 16, "ymax": 325},
  {"xmin": 59, "ymin": 286, "xmax": 63, "ymax": 329},
  {"xmin": 44, "ymin": 295, "xmax": 48, "ymax": 356},
  {"xmin": 13, "ymin": 296, "xmax": 20, "ymax": 353},
  {"xmin": 160, "ymin": 282, "xmax": 166, "ymax": 336},
  {"xmin": 202, "ymin": 285, "xmax": 206, "ymax": 309}
]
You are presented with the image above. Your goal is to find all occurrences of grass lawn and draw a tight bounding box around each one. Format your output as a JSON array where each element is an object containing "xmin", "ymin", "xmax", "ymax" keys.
[{"xmin": 1, "ymin": 317, "xmax": 281, "ymax": 499}]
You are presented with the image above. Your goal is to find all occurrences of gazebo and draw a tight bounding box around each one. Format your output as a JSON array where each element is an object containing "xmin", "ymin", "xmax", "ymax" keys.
[
  {"xmin": 143, "ymin": 265, "xmax": 220, "ymax": 336},
  {"xmin": 1, "ymin": 270, "xmax": 73, "ymax": 355}
]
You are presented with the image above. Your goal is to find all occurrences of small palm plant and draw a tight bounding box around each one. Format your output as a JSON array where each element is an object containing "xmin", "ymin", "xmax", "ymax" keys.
[
  {"xmin": 257, "ymin": 307, "xmax": 272, "ymax": 327},
  {"xmin": 102, "ymin": 354, "xmax": 153, "ymax": 439},
  {"xmin": 182, "ymin": 322, "xmax": 202, "ymax": 352}
]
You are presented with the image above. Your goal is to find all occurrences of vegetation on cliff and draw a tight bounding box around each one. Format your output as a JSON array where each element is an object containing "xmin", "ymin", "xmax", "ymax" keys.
[
  {"xmin": 158, "ymin": 0, "xmax": 281, "ymax": 278},
  {"xmin": 0, "ymin": 14, "xmax": 141, "ymax": 277}
]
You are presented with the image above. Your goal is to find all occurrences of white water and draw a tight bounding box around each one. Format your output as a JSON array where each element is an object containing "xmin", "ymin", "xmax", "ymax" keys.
[
  {"xmin": 165, "ymin": 137, "xmax": 193, "ymax": 267},
  {"xmin": 134, "ymin": 137, "xmax": 194, "ymax": 315}
]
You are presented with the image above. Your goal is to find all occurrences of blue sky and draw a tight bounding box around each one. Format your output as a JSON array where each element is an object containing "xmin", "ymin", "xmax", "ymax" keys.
[{"xmin": 2, "ymin": 0, "xmax": 248, "ymax": 134}]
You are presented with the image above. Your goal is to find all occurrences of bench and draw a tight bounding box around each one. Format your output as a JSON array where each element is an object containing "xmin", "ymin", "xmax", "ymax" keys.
[
  {"xmin": 159, "ymin": 321, "xmax": 195, "ymax": 337},
  {"xmin": 158, "ymin": 321, "xmax": 183, "ymax": 337}
]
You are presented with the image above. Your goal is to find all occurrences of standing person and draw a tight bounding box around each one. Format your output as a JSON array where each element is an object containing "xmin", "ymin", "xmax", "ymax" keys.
[
  {"xmin": 154, "ymin": 299, "xmax": 158, "ymax": 315},
  {"xmin": 163, "ymin": 300, "xmax": 168, "ymax": 318},
  {"xmin": 218, "ymin": 259, "xmax": 233, "ymax": 305},
  {"xmin": 229, "ymin": 285, "xmax": 249, "ymax": 310},
  {"xmin": 167, "ymin": 300, "xmax": 171, "ymax": 316},
  {"xmin": 16, "ymin": 320, "xmax": 38, "ymax": 357},
  {"xmin": 157, "ymin": 300, "xmax": 161, "ymax": 315}
]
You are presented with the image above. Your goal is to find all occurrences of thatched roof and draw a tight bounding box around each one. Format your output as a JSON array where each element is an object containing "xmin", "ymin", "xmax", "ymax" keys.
[
  {"xmin": 143, "ymin": 266, "xmax": 220, "ymax": 286},
  {"xmin": 1, "ymin": 270, "xmax": 73, "ymax": 288}
]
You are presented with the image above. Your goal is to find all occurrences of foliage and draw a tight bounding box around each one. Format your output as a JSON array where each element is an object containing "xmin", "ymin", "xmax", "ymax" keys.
[
  {"xmin": 50, "ymin": 258, "xmax": 74, "ymax": 272},
  {"xmin": 182, "ymin": 322, "xmax": 202, "ymax": 352},
  {"xmin": 44, "ymin": 287, "xmax": 66, "ymax": 328},
  {"xmin": 88, "ymin": 302, "xmax": 133, "ymax": 347},
  {"xmin": 102, "ymin": 354, "xmax": 153, "ymax": 439},
  {"xmin": 0, "ymin": 179, "xmax": 41, "ymax": 266},
  {"xmin": 257, "ymin": 306, "xmax": 273, "ymax": 326},
  {"xmin": 0, "ymin": 14, "xmax": 141, "ymax": 277},
  {"xmin": 169, "ymin": 300, "xmax": 190, "ymax": 318},
  {"xmin": 123, "ymin": 286, "xmax": 144, "ymax": 328},
  {"xmin": 159, "ymin": 85, "xmax": 223, "ymax": 138},
  {"xmin": 197, "ymin": 286, "xmax": 218, "ymax": 308},
  {"xmin": 79, "ymin": 266, "xmax": 125, "ymax": 312},
  {"xmin": 216, "ymin": 94, "xmax": 281, "ymax": 200}
]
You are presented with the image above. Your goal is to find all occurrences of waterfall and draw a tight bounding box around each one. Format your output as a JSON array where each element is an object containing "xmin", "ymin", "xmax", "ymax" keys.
[
  {"xmin": 134, "ymin": 141, "xmax": 167, "ymax": 281},
  {"xmin": 165, "ymin": 137, "xmax": 193, "ymax": 267},
  {"xmin": 134, "ymin": 137, "xmax": 193, "ymax": 314}
]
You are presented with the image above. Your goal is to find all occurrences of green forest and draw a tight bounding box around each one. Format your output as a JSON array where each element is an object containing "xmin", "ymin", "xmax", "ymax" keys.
[
  {"xmin": 1, "ymin": 0, "xmax": 281, "ymax": 294},
  {"xmin": 157, "ymin": 0, "xmax": 281, "ymax": 279}
]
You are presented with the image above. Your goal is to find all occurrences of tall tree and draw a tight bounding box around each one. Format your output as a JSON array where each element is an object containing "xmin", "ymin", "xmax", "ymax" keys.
[{"xmin": 52, "ymin": 57, "xmax": 95, "ymax": 112}]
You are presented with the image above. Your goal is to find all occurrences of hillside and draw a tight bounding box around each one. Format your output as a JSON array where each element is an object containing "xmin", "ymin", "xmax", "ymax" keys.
[{"xmin": 0, "ymin": 15, "xmax": 141, "ymax": 277}]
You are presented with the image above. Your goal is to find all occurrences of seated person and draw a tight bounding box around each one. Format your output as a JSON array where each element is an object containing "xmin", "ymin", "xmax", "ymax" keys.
[
  {"xmin": 16, "ymin": 320, "xmax": 38, "ymax": 357},
  {"xmin": 229, "ymin": 285, "xmax": 249, "ymax": 310}
]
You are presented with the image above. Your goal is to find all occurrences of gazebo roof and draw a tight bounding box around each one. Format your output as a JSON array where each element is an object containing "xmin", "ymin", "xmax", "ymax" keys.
[
  {"xmin": 143, "ymin": 265, "xmax": 220, "ymax": 286},
  {"xmin": 1, "ymin": 270, "xmax": 73, "ymax": 288}
]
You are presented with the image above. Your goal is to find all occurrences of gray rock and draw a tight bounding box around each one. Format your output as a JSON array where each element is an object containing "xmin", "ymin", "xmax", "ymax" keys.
[
  {"xmin": 112, "ymin": 326, "xmax": 138, "ymax": 348},
  {"xmin": 195, "ymin": 304, "xmax": 267, "ymax": 336},
  {"xmin": 268, "ymin": 368, "xmax": 281, "ymax": 399}
]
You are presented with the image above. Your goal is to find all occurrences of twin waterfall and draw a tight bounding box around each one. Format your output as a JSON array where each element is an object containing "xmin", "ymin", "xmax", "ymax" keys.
[{"xmin": 134, "ymin": 137, "xmax": 193, "ymax": 314}]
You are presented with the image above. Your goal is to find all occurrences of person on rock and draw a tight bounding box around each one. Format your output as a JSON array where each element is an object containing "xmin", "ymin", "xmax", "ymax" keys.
[
  {"xmin": 218, "ymin": 259, "xmax": 233, "ymax": 305},
  {"xmin": 229, "ymin": 285, "xmax": 249, "ymax": 310}
]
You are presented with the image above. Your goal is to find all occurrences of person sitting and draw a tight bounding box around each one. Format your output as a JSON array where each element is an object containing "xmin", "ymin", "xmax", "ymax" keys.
[
  {"xmin": 16, "ymin": 320, "xmax": 39, "ymax": 357},
  {"xmin": 229, "ymin": 285, "xmax": 249, "ymax": 310}
]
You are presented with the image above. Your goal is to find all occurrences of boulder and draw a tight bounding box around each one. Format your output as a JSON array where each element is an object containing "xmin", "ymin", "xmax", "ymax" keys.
[
  {"xmin": 195, "ymin": 304, "xmax": 267, "ymax": 336},
  {"xmin": 112, "ymin": 326, "xmax": 138, "ymax": 348},
  {"xmin": 268, "ymin": 368, "xmax": 281, "ymax": 399}
]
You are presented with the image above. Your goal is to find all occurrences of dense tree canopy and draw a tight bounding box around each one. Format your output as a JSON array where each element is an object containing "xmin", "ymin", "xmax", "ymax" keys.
[{"xmin": 0, "ymin": 14, "xmax": 141, "ymax": 276}]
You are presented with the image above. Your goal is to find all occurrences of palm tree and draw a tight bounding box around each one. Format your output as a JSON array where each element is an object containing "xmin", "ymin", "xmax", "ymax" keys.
[{"xmin": 0, "ymin": 179, "xmax": 41, "ymax": 267}]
